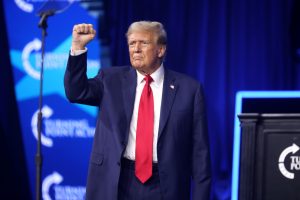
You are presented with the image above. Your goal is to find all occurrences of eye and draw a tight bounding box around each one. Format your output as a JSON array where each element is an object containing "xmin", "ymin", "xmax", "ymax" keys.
[
  {"xmin": 128, "ymin": 41, "xmax": 135, "ymax": 47},
  {"xmin": 141, "ymin": 41, "xmax": 150, "ymax": 47}
]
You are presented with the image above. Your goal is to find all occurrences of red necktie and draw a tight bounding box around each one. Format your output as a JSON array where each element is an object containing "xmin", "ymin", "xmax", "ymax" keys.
[{"xmin": 135, "ymin": 75, "xmax": 154, "ymax": 183}]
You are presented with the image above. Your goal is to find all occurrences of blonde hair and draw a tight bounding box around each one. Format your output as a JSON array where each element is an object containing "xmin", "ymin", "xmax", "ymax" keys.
[{"xmin": 126, "ymin": 21, "xmax": 167, "ymax": 45}]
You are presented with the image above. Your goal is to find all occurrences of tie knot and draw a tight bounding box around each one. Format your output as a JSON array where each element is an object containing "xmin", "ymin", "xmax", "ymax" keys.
[{"xmin": 144, "ymin": 75, "xmax": 153, "ymax": 84}]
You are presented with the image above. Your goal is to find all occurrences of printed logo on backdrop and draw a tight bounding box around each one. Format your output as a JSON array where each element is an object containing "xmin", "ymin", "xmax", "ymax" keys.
[
  {"xmin": 22, "ymin": 38, "xmax": 99, "ymax": 80},
  {"xmin": 14, "ymin": 0, "xmax": 34, "ymax": 12},
  {"xmin": 14, "ymin": 0, "xmax": 75, "ymax": 13},
  {"xmin": 31, "ymin": 105, "xmax": 95, "ymax": 147},
  {"xmin": 278, "ymin": 143, "xmax": 300, "ymax": 179},
  {"xmin": 42, "ymin": 171, "xmax": 86, "ymax": 200},
  {"xmin": 12, "ymin": 37, "xmax": 100, "ymax": 115},
  {"xmin": 4, "ymin": 0, "xmax": 101, "ymax": 198}
]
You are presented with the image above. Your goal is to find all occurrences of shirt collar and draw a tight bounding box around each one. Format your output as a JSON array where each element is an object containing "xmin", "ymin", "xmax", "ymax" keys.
[{"xmin": 136, "ymin": 64, "xmax": 164, "ymax": 87}]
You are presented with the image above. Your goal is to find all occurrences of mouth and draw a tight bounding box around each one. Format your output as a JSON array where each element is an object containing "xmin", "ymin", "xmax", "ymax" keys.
[
  {"xmin": 133, "ymin": 54, "xmax": 143, "ymax": 59},
  {"xmin": 133, "ymin": 58, "xmax": 143, "ymax": 63}
]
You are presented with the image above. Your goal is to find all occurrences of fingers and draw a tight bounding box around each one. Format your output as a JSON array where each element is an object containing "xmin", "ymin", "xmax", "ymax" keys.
[
  {"xmin": 73, "ymin": 23, "xmax": 96, "ymax": 35},
  {"xmin": 71, "ymin": 23, "xmax": 96, "ymax": 50}
]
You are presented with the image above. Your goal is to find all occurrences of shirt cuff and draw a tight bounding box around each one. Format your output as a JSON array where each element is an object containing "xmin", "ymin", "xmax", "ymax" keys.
[{"xmin": 70, "ymin": 47, "xmax": 87, "ymax": 56}]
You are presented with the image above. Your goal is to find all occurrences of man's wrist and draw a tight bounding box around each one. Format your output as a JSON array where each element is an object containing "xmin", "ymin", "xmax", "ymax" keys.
[
  {"xmin": 70, "ymin": 47, "xmax": 87, "ymax": 56},
  {"xmin": 71, "ymin": 43, "xmax": 86, "ymax": 51}
]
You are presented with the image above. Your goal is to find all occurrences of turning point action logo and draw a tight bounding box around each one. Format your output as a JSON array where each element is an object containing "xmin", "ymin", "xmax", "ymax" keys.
[
  {"xmin": 278, "ymin": 143, "xmax": 300, "ymax": 179},
  {"xmin": 42, "ymin": 172, "xmax": 85, "ymax": 200},
  {"xmin": 21, "ymin": 38, "xmax": 99, "ymax": 80},
  {"xmin": 31, "ymin": 105, "xmax": 95, "ymax": 147}
]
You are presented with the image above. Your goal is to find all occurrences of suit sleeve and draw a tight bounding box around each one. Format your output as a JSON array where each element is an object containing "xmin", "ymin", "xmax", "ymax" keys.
[
  {"xmin": 192, "ymin": 84, "xmax": 211, "ymax": 199},
  {"xmin": 64, "ymin": 52, "xmax": 103, "ymax": 106}
]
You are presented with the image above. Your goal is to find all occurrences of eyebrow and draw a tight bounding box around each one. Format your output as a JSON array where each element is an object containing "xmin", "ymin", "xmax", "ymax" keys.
[{"xmin": 128, "ymin": 39, "xmax": 150, "ymax": 42}]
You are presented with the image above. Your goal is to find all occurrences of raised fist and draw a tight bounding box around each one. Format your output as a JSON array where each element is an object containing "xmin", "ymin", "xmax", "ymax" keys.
[{"xmin": 72, "ymin": 23, "xmax": 96, "ymax": 50}]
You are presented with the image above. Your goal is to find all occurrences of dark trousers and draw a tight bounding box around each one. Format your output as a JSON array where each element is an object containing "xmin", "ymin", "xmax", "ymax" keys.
[{"xmin": 118, "ymin": 158, "xmax": 163, "ymax": 200}]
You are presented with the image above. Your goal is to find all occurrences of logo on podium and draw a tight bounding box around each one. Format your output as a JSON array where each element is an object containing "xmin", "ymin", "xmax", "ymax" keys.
[{"xmin": 278, "ymin": 143, "xmax": 300, "ymax": 179}]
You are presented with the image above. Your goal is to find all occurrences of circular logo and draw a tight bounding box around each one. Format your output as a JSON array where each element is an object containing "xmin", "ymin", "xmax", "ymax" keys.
[{"xmin": 278, "ymin": 143, "xmax": 300, "ymax": 179}]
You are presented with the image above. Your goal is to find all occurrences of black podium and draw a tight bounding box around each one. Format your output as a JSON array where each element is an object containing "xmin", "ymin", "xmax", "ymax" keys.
[{"xmin": 238, "ymin": 113, "xmax": 300, "ymax": 200}]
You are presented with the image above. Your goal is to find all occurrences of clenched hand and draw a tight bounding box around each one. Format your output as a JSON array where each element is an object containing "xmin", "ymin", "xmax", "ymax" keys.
[{"xmin": 72, "ymin": 23, "xmax": 96, "ymax": 51}]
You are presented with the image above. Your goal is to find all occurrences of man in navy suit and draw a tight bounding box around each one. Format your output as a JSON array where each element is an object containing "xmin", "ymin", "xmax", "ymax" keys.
[{"xmin": 64, "ymin": 21, "xmax": 211, "ymax": 200}]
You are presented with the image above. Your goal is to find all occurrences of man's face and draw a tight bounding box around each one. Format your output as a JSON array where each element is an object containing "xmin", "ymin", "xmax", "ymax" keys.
[{"xmin": 128, "ymin": 31, "xmax": 166, "ymax": 74}]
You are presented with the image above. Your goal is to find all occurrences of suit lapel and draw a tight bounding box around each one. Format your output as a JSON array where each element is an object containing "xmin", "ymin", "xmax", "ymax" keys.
[
  {"xmin": 121, "ymin": 68, "xmax": 177, "ymax": 140},
  {"xmin": 158, "ymin": 69, "xmax": 177, "ymax": 139},
  {"xmin": 122, "ymin": 67, "xmax": 137, "ymax": 129}
]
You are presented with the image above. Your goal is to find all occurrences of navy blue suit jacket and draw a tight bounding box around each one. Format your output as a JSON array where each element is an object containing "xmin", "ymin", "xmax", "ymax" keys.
[{"xmin": 64, "ymin": 53, "xmax": 211, "ymax": 200}]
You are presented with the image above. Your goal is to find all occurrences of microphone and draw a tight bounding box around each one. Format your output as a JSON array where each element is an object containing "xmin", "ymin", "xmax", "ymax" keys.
[{"xmin": 38, "ymin": 10, "xmax": 55, "ymax": 29}]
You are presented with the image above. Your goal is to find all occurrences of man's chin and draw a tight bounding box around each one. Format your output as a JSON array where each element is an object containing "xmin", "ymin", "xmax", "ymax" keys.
[
  {"xmin": 132, "ymin": 65, "xmax": 148, "ymax": 74},
  {"xmin": 132, "ymin": 64, "xmax": 143, "ymax": 70}
]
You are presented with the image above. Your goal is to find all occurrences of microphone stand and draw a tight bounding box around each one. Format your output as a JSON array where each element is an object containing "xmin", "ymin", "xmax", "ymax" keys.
[{"xmin": 36, "ymin": 11, "xmax": 54, "ymax": 200}]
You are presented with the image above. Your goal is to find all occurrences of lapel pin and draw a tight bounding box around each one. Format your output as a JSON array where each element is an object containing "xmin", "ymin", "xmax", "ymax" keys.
[{"xmin": 170, "ymin": 84, "xmax": 175, "ymax": 89}]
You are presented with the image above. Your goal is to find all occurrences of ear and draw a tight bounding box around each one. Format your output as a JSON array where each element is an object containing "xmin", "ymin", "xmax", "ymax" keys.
[{"xmin": 158, "ymin": 45, "xmax": 166, "ymax": 58}]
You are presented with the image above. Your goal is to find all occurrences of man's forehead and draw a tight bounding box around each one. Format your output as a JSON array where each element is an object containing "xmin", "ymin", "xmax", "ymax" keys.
[{"xmin": 128, "ymin": 31, "xmax": 154, "ymax": 40}]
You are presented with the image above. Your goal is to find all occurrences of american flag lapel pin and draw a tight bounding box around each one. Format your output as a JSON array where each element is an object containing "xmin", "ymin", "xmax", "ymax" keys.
[{"xmin": 170, "ymin": 84, "xmax": 175, "ymax": 89}]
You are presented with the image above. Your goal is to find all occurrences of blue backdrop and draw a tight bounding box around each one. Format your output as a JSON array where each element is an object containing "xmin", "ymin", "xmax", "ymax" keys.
[
  {"xmin": 1, "ymin": 1, "xmax": 101, "ymax": 199},
  {"xmin": 1, "ymin": 0, "xmax": 300, "ymax": 200}
]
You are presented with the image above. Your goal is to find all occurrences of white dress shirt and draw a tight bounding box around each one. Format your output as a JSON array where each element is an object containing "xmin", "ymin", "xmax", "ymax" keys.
[
  {"xmin": 123, "ymin": 65, "xmax": 164, "ymax": 162},
  {"xmin": 70, "ymin": 48, "xmax": 164, "ymax": 162}
]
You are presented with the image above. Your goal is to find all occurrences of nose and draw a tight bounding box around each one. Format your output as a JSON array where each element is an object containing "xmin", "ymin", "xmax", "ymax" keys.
[{"xmin": 133, "ymin": 43, "xmax": 141, "ymax": 52}]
